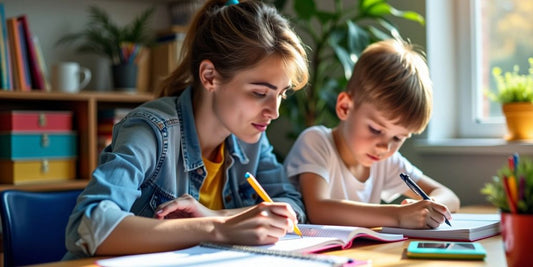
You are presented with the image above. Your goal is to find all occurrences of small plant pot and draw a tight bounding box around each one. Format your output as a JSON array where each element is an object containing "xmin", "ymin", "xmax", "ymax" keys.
[
  {"xmin": 501, "ymin": 213, "xmax": 533, "ymax": 267},
  {"xmin": 502, "ymin": 102, "xmax": 533, "ymax": 141},
  {"xmin": 112, "ymin": 64, "xmax": 138, "ymax": 92}
]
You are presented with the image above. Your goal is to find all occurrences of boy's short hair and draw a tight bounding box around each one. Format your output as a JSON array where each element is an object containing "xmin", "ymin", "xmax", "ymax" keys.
[{"xmin": 346, "ymin": 39, "xmax": 432, "ymax": 134}]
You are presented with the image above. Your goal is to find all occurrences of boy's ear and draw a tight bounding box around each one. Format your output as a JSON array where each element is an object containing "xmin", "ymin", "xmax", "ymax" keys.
[
  {"xmin": 336, "ymin": 92, "xmax": 353, "ymax": 120},
  {"xmin": 199, "ymin": 60, "xmax": 217, "ymax": 92}
]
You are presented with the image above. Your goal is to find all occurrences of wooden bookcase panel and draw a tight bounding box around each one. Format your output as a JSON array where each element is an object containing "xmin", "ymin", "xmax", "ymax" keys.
[{"xmin": 0, "ymin": 90, "xmax": 154, "ymax": 191}]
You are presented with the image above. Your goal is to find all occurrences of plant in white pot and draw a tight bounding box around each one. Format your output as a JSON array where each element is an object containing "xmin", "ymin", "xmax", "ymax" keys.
[{"xmin": 486, "ymin": 58, "xmax": 533, "ymax": 141}]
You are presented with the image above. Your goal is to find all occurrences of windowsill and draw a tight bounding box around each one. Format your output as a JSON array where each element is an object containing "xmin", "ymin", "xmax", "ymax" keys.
[{"xmin": 414, "ymin": 138, "xmax": 533, "ymax": 155}]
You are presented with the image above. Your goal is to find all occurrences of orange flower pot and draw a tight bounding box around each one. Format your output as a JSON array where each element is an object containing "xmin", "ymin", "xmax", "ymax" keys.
[
  {"xmin": 502, "ymin": 103, "xmax": 533, "ymax": 141},
  {"xmin": 501, "ymin": 213, "xmax": 533, "ymax": 267}
]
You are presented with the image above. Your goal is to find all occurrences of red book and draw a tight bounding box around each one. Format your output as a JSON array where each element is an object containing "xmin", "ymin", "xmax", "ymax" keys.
[{"xmin": 18, "ymin": 15, "xmax": 44, "ymax": 90}]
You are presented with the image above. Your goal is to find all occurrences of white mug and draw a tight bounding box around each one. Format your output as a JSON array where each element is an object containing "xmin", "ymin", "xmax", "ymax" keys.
[{"xmin": 51, "ymin": 62, "xmax": 91, "ymax": 93}]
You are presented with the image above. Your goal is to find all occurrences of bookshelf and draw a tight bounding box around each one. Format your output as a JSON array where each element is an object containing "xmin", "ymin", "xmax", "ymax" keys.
[
  {"xmin": 0, "ymin": 90, "xmax": 154, "ymax": 191},
  {"xmin": 0, "ymin": 1, "xmax": 194, "ymax": 191}
]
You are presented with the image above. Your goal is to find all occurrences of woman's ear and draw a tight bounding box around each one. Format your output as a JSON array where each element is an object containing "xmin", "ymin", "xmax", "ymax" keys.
[
  {"xmin": 199, "ymin": 60, "xmax": 216, "ymax": 92},
  {"xmin": 336, "ymin": 92, "xmax": 353, "ymax": 121}
]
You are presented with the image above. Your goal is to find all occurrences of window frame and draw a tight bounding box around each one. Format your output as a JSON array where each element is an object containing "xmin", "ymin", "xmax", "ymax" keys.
[{"xmin": 426, "ymin": 0, "xmax": 506, "ymax": 140}]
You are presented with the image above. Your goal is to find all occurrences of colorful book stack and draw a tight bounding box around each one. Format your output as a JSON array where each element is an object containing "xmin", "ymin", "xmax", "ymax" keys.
[
  {"xmin": 0, "ymin": 110, "xmax": 77, "ymax": 184},
  {"xmin": 0, "ymin": 3, "xmax": 48, "ymax": 91}
]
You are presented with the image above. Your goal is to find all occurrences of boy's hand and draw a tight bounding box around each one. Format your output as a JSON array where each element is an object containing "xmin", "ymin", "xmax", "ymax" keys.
[
  {"xmin": 154, "ymin": 194, "xmax": 218, "ymax": 219},
  {"xmin": 398, "ymin": 199, "xmax": 452, "ymax": 229}
]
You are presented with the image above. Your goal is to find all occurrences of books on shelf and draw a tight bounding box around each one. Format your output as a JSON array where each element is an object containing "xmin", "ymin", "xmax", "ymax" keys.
[
  {"xmin": 18, "ymin": 15, "xmax": 45, "ymax": 90},
  {"xmin": 0, "ymin": 3, "xmax": 12, "ymax": 90},
  {"xmin": 379, "ymin": 213, "xmax": 501, "ymax": 241},
  {"xmin": 258, "ymin": 223, "xmax": 405, "ymax": 253},
  {"xmin": 6, "ymin": 17, "xmax": 26, "ymax": 91},
  {"xmin": 96, "ymin": 242, "xmax": 362, "ymax": 267},
  {"xmin": 1, "ymin": 8, "xmax": 47, "ymax": 91},
  {"xmin": 16, "ymin": 19, "xmax": 32, "ymax": 90}
]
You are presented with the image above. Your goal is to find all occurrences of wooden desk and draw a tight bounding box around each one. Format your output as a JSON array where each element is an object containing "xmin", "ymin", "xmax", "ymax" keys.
[{"xmin": 27, "ymin": 206, "xmax": 505, "ymax": 267}]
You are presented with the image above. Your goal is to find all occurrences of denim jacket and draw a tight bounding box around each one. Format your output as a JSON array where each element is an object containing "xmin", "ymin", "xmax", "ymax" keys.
[{"xmin": 64, "ymin": 87, "xmax": 305, "ymax": 259}]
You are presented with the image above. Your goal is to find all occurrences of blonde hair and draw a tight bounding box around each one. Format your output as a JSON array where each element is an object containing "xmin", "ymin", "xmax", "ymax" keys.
[
  {"xmin": 156, "ymin": 0, "xmax": 309, "ymax": 97},
  {"xmin": 346, "ymin": 39, "xmax": 433, "ymax": 134}
]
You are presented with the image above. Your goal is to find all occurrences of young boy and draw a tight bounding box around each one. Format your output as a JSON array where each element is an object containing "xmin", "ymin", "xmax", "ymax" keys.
[{"xmin": 284, "ymin": 39, "xmax": 460, "ymax": 229}]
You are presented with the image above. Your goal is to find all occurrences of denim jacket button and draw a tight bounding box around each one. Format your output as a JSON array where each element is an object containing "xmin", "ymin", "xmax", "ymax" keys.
[{"xmin": 224, "ymin": 195, "xmax": 232, "ymax": 202}]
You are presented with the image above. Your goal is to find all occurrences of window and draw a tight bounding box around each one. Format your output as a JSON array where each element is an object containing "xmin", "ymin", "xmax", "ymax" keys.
[
  {"xmin": 426, "ymin": 0, "xmax": 524, "ymax": 139},
  {"xmin": 478, "ymin": 0, "xmax": 533, "ymax": 121}
]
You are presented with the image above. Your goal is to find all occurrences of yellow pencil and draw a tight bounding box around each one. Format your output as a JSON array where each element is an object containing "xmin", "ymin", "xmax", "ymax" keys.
[{"xmin": 245, "ymin": 172, "xmax": 303, "ymax": 238}]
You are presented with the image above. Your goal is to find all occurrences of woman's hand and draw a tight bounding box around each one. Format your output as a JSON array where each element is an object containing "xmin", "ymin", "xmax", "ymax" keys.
[
  {"xmin": 398, "ymin": 199, "xmax": 451, "ymax": 229},
  {"xmin": 213, "ymin": 202, "xmax": 298, "ymax": 245},
  {"xmin": 154, "ymin": 194, "xmax": 219, "ymax": 219}
]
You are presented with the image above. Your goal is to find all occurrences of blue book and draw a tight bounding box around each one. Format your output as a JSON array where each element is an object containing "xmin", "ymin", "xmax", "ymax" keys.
[
  {"xmin": 0, "ymin": 3, "xmax": 11, "ymax": 90},
  {"xmin": 17, "ymin": 20, "xmax": 32, "ymax": 89}
]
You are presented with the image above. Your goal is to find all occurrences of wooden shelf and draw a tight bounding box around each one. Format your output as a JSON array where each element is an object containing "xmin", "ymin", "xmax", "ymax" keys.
[
  {"xmin": 0, "ymin": 90, "xmax": 155, "ymax": 192},
  {"xmin": 0, "ymin": 180, "xmax": 89, "ymax": 192}
]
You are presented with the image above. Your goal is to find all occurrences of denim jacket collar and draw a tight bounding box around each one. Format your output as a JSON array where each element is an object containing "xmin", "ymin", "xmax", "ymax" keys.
[{"xmin": 177, "ymin": 87, "xmax": 249, "ymax": 172}]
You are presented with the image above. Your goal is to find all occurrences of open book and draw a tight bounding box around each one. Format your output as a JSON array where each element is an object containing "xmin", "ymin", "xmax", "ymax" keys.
[
  {"xmin": 379, "ymin": 213, "xmax": 501, "ymax": 241},
  {"xmin": 258, "ymin": 223, "xmax": 405, "ymax": 253}
]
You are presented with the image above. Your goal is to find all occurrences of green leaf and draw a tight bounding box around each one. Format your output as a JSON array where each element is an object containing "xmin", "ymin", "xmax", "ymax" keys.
[
  {"xmin": 390, "ymin": 8, "xmax": 425, "ymax": 25},
  {"xmin": 365, "ymin": 2, "xmax": 392, "ymax": 17},
  {"xmin": 346, "ymin": 21, "xmax": 370, "ymax": 56},
  {"xmin": 294, "ymin": 0, "xmax": 316, "ymax": 20},
  {"xmin": 328, "ymin": 39, "xmax": 354, "ymax": 80},
  {"xmin": 55, "ymin": 5, "xmax": 154, "ymax": 61},
  {"xmin": 377, "ymin": 18, "xmax": 401, "ymax": 40},
  {"xmin": 367, "ymin": 25, "xmax": 392, "ymax": 41},
  {"xmin": 315, "ymin": 10, "xmax": 338, "ymax": 25},
  {"xmin": 360, "ymin": 0, "xmax": 385, "ymax": 11}
]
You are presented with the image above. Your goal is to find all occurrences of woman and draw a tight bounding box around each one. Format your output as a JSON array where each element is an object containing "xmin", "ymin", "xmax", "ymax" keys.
[{"xmin": 64, "ymin": 0, "xmax": 309, "ymax": 259}]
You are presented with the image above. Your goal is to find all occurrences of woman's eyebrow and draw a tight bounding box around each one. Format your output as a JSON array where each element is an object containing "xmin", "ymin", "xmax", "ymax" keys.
[{"xmin": 250, "ymin": 82, "xmax": 291, "ymax": 91}]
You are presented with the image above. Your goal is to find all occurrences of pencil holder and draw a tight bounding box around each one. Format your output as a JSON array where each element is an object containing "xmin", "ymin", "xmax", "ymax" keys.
[{"xmin": 501, "ymin": 213, "xmax": 533, "ymax": 267}]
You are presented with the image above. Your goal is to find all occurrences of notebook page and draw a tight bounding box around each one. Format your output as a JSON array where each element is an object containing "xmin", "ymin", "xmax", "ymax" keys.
[{"xmin": 96, "ymin": 246, "xmax": 336, "ymax": 267}]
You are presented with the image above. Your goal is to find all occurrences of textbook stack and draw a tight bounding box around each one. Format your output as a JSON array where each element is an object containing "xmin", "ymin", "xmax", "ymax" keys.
[
  {"xmin": 0, "ymin": 110, "xmax": 77, "ymax": 184},
  {"xmin": 0, "ymin": 3, "xmax": 49, "ymax": 91}
]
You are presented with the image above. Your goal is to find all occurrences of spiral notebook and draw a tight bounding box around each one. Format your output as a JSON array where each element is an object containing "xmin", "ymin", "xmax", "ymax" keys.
[{"xmin": 96, "ymin": 242, "xmax": 364, "ymax": 267}]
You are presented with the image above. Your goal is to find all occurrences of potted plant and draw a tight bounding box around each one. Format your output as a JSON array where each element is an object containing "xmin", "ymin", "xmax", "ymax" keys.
[
  {"xmin": 266, "ymin": 0, "xmax": 424, "ymax": 140},
  {"xmin": 56, "ymin": 6, "xmax": 155, "ymax": 90},
  {"xmin": 486, "ymin": 58, "xmax": 533, "ymax": 140},
  {"xmin": 481, "ymin": 154, "xmax": 533, "ymax": 267}
]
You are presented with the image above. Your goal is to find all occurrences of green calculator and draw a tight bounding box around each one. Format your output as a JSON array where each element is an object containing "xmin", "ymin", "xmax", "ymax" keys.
[{"xmin": 407, "ymin": 241, "xmax": 486, "ymax": 260}]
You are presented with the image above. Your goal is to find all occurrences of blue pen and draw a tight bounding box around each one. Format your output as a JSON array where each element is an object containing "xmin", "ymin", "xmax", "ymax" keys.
[{"xmin": 399, "ymin": 173, "xmax": 452, "ymax": 227}]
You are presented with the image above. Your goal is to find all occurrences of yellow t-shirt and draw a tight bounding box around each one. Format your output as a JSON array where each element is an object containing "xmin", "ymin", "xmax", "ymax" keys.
[{"xmin": 199, "ymin": 143, "xmax": 225, "ymax": 210}]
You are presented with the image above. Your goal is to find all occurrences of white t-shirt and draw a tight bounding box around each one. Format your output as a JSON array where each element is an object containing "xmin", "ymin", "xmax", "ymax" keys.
[{"xmin": 284, "ymin": 125, "xmax": 423, "ymax": 203}]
